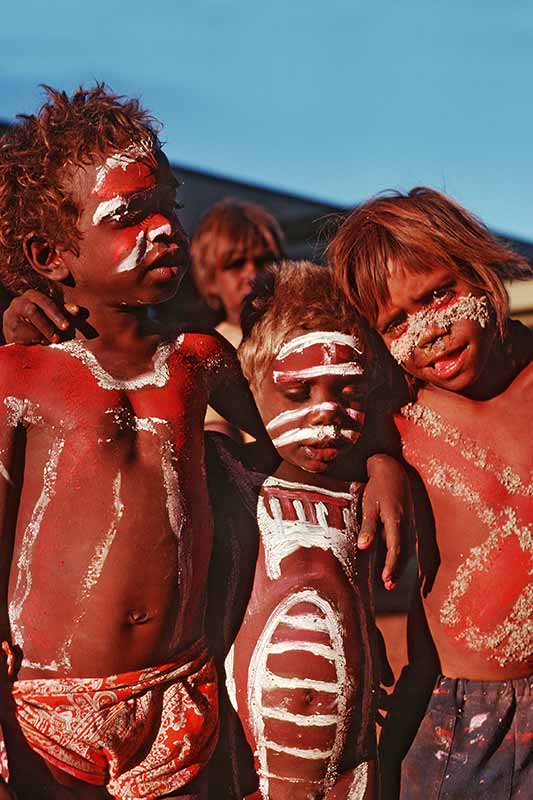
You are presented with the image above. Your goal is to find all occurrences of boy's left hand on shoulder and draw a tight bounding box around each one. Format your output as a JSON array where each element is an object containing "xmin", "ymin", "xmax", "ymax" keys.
[{"xmin": 357, "ymin": 454, "xmax": 414, "ymax": 590}]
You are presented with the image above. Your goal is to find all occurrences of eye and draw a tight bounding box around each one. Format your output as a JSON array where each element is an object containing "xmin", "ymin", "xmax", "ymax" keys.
[
  {"xmin": 432, "ymin": 285, "xmax": 454, "ymax": 304},
  {"xmin": 223, "ymin": 258, "xmax": 246, "ymax": 272},
  {"xmin": 383, "ymin": 314, "xmax": 406, "ymax": 336},
  {"xmin": 340, "ymin": 383, "xmax": 367, "ymax": 405},
  {"xmin": 282, "ymin": 384, "xmax": 310, "ymax": 403}
]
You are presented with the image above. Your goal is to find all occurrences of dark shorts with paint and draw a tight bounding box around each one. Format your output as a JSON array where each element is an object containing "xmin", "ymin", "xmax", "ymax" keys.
[{"xmin": 399, "ymin": 674, "xmax": 533, "ymax": 800}]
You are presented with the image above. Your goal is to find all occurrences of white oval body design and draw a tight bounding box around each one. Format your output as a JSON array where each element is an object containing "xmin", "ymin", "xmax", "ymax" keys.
[{"xmin": 248, "ymin": 589, "xmax": 349, "ymax": 798}]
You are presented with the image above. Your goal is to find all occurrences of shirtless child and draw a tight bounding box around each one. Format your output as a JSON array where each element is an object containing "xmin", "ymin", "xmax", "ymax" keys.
[
  {"xmin": 225, "ymin": 261, "xmax": 380, "ymax": 799},
  {"xmin": 330, "ymin": 187, "xmax": 533, "ymax": 799},
  {"xmin": 0, "ymin": 85, "xmax": 270, "ymax": 799}
]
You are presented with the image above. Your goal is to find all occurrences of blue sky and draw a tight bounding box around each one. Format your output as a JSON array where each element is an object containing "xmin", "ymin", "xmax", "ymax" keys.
[{"xmin": 1, "ymin": 1, "xmax": 532, "ymax": 239}]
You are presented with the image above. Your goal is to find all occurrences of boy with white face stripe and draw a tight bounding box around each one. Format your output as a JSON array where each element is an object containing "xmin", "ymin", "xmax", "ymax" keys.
[{"xmin": 229, "ymin": 261, "xmax": 382, "ymax": 799}]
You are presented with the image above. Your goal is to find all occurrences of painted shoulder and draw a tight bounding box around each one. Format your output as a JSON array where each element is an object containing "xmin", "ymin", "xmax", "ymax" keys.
[
  {"xmin": 179, "ymin": 328, "xmax": 235, "ymax": 360},
  {"xmin": 0, "ymin": 342, "xmax": 49, "ymax": 386}
]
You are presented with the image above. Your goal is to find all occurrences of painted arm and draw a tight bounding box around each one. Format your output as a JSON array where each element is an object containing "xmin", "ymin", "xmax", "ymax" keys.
[
  {"xmin": 2, "ymin": 289, "xmax": 79, "ymax": 345},
  {"xmin": 207, "ymin": 332, "xmax": 274, "ymax": 449},
  {"xmin": 358, "ymin": 454, "xmax": 414, "ymax": 590},
  {"xmin": 324, "ymin": 761, "xmax": 378, "ymax": 799}
]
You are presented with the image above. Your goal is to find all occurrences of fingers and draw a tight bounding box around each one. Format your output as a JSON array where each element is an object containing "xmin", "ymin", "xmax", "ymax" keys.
[
  {"xmin": 3, "ymin": 290, "xmax": 79, "ymax": 345},
  {"xmin": 357, "ymin": 497, "xmax": 378, "ymax": 551},
  {"xmin": 381, "ymin": 514, "xmax": 401, "ymax": 591}
]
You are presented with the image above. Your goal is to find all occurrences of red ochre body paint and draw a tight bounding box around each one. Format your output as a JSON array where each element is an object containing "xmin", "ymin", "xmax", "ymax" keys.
[{"xmin": 396, "ymin": 402, "xmax": 532, "ymax": 667}]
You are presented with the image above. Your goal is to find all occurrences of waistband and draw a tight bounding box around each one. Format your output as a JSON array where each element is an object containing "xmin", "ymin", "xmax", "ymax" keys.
[
  {"xmin": 434, "ymin": 673, "xmax": 533, "ymax": 704},
  {"xmin": 8, "ymin": 636, "xmax": 210, "ymax": 695}
]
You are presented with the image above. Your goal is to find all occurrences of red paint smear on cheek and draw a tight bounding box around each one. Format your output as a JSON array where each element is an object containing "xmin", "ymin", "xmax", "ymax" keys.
[
  {"xmin": 96, "ymin": 161, "xmax": 155, "ymax": 199},
  {"xmin": 110, "ymin": 226, "xmax": 144, "ymax": 266}
]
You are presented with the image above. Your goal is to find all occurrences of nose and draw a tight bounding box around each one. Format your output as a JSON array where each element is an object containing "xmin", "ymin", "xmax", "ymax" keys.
[
  {"xmin": 242, "ymin": 258, "xmax": 258, "ymax": 283},
  {"xmin": 417, "ymin": 319, "xmax": 449, "ymax": 351},
  {"xmin": 308, "ymin": 399, "xmax": 342, "ymax": 427}
]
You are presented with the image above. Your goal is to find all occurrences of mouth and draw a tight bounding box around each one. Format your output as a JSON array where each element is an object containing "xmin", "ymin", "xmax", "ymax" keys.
[
  {"xmin": 143, "ymin": 246, "xmax": 186, "ymax": 278},
  {"xmin": 301, "ymin": 434, "xmax": 356, "ymax": 463},
  {"xmin": 426, "ymin": 344, "xmax": 468, "ymax": 379}
]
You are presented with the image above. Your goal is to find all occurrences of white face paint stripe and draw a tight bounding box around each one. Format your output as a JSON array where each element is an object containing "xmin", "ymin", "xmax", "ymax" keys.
[
  {"xmin": 272, "ymin": 426, "xmax": 359, "ymax": 449},
  {"xmin": 273, "ymin": 363, "xmax": 364, "ymax": 383},
  {"xmin": 147, "ymin": 222, "xmax": 172, "ymax": 241},
  {"xmin": 93, "ymin": 144, "xmax": 152, "ymax": 193},
  {"xmin": 276, "ymin": 331, "xmax": 363, "ymax": 360},
  {"xmin": 116, "ymin": 230, "xmax": 145, "ymax": 273},
  {"xmin": 390, "ymin": 294, "xmax": 490, "ymax": 364},
  {"xmin": 92, "ymin": 195, "xmax": 125, "ymax": 226},
  {"xmin": 266, "ymin": 403, "xmax": 339, "ymax": 432}
]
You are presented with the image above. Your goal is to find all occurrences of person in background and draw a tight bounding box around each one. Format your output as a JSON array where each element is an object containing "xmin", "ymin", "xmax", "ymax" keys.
[{"xmin": 190, "ymin": 199, "xmax": 286, "ymax": 439}]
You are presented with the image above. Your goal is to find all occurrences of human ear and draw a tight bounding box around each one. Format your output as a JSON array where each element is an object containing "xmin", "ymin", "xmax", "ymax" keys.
[{"xmin": 23, "ymin": 233, "xmax": 70, "ymax": 283}]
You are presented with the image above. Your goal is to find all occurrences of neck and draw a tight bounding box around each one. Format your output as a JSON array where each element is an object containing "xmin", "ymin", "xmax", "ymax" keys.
[
  {"xmin": 274, "ymin": 460, "xmax": 352, "ymax": 492},
  {"xmin": 63, "ymin": 293, "xmax": 169, "ymax": 356}
]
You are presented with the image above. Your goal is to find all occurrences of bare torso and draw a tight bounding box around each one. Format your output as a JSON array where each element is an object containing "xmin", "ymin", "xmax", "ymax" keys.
[
  {"xmin": 229, "ymin": 476, "xmax": 377, "ymax": 800},
  {"xmin": 395, "ymin": 359, "xmax": 533, "ymax": 680},
  {"xmin": 1, "ymin": 332, "xmax": 224, "ymax": 680}
]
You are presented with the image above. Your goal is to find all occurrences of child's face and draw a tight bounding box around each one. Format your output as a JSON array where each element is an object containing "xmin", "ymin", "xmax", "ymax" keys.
[
  {"xmin": 211, "ymin": 243, "xmax": 277, "ymax": 325},
  {"xmin": 60, "ymin": 148, "xmax": 189, "ymax": 307},
  {"xmin": 376, "ymin": 264, "xmax": 496, "ymax": 392},
  {"xmin": 254, "ymin": 329, "xmax": 369, "ymax": 476}
]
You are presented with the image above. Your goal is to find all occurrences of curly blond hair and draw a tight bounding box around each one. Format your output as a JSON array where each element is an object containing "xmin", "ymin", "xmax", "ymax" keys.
[{"xmin": 239, "ymin": 259, "xmax": 372, "ymax": 388}]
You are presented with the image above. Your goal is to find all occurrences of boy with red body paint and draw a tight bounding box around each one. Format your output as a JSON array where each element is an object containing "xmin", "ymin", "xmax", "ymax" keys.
[
  {"xmin": 223, "ymin": 261, "xmax": 380, "ymax": 800},
  {"xmin": 330, "ymin": 188, "xmax": 533, "ymax": 799},
  {"xmin": 0, "ymin": 86, "xmax": 271, "ymax": 799}
]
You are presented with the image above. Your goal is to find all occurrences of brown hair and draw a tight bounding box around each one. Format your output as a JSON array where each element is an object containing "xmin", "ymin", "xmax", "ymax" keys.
[
  {"xmin": 328, "ymin": 187, "xmax": 532, "ymax": 335},
  {"xmin": 190, "ymin": 198, "xmax": 285, "ymax": 310},
  {"xmin": 0, "ymin": 84, "xmax": 161, "ymax": 295},
  {"xmin": 239, "ymin": 259, "xmax": 371, "ymax": 389}
]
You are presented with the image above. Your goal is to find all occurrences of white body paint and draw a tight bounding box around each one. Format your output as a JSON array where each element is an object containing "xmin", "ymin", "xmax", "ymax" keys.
[
  {"xmin": 273, "ymin": 363, "xmax": 364, "ymax": 383},
  {"xmin": 4, "ymin": 397, "xmax": 43, "ymax": 428},
  {"xmin": 276, "ymin": 331, "xmax": 363, "ymax": 361},
  {"xmin": 248, "ymin": 589, "xmax": 350, "ymax": 799},
  {"xmin": 116, "ymin": 230, "xmax": 145, "ymax": 273},
  {"xmin": 92, "ymin": 195, "xmax": 126, "ymax": 226},
  {"xmin": 93, "ymin": 144, "xmax": 151, "ymax": 193},
  {"xmin": 390, "ymin": 294, "xmax": 490, "ymax": 364},
  {"xmin": 50, "ymin": 336, "xmax": 183, "ymax": 391},
  {"xmin": 272, "ymin": 425, "xmax": 359, "ymax": 449},
  {"xmin": 348, "ymin": 761, "xmax": 369, "ymax": 800},
  {"xmin": 257, "ymin": 478, "xmax": 356, "ymax": 583},
  {"xmin": 10, "ymin": 435, "xmax": 65, "ymax": 662},
  {"xmin": 267, "ymin": 403, "xmax": 340, "ymax": 432}
]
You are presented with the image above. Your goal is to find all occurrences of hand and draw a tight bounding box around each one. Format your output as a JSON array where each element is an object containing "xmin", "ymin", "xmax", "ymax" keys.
[
  {"xmin": 358, "ymin": 454, "xmax": 413, "ymax": 590},
  {"xmin": 2, "ymin": 290, "xmax": 79, "ymax": 345}
]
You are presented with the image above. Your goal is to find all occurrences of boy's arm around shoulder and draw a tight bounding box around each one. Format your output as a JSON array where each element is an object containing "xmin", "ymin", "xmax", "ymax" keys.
[
  {"xmin": 356, "ymin": 380, "xmax": 414, "ymax": 591},
  {"xmin": 200, "ymin": 329, "xmax": 274, "ymax": 450}
]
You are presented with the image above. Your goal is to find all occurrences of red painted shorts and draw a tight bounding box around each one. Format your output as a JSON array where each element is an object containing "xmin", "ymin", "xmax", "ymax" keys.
[{"xmin": 5, "ymin": 638, "xmax": 218, "ymax": 799}]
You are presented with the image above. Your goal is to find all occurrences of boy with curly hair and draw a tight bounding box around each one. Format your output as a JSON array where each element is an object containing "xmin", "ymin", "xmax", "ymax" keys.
[
  {"xmin": 330, "ymin": 188, "xmax": 533, "ymax": 799},
  {"xmin": 0, "ymin": 84, "xmax": 269, "ymax": 799}
]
